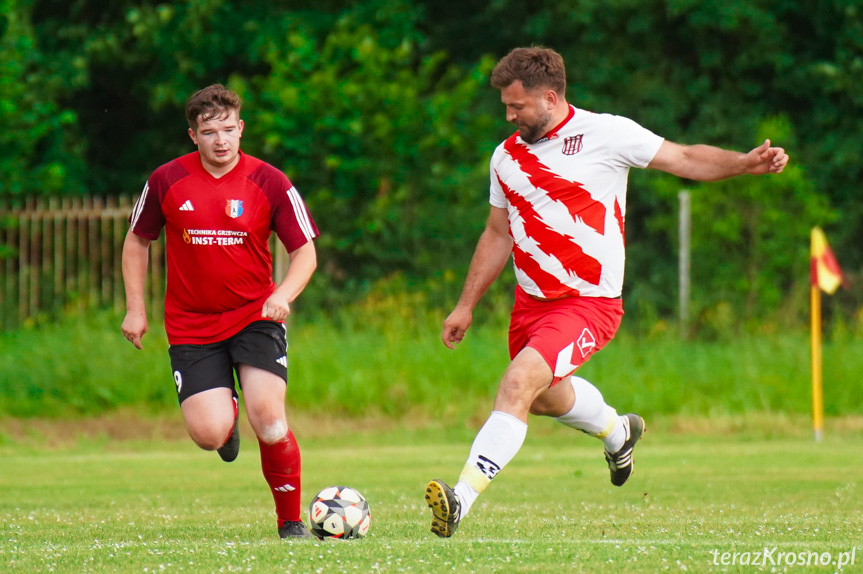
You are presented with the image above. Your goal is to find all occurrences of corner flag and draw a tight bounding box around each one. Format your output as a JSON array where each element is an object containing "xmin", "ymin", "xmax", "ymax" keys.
[
  {"xmin": 810, "ymin": 227, "xmax": 843, "ymax": 294},
  {"xmin": 809, "ymin": 227, "xmax": 844, "ymax": 442}
]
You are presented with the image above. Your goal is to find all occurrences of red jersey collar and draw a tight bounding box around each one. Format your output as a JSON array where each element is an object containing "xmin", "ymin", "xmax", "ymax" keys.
[{"xmin": 192, "ymin": 150, "xmax": 246, "ymax": 182}]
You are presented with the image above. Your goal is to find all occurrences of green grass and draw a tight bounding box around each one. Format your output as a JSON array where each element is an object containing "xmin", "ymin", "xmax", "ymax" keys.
[
  {"xmin": 1, "ymin": 421, "xmax": 861, "ymax": 573},
  {"xmin": 2, "ymin": 309, "xmax": 862, "ymax": 419},
  {"xmin": 0, "ymin": 311, "xmax": 173, "ymax": 416}
]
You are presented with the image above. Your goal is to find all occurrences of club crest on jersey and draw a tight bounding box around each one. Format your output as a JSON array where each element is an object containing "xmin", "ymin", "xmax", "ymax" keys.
[
  {"xmin": 225, "ymin": 199, "xmax": 244, "ymax": 218},
  {"xmin": 562, "ymin": 134, "xmax": 584, "ymax": 155}
]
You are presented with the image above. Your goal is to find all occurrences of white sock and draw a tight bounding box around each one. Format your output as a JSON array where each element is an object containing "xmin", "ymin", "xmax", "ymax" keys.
[
  {"xmin": 454, "ymin": 410, "xmax": 527, "ymax": 518},
  {"xmin": 453, "ymin": 482, "xmax": 479, "ymax": 518},
  {"xmin": 555, "ymin": 376, "xmax": 625, "ymax": 452}
]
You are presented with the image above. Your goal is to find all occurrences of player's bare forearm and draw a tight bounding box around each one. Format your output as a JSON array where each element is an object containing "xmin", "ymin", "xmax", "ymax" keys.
[
  {"xmin": 648, "ymin": 139, "xmax": 788, "ymax": 181},
  {"xmin": 455, "ymin": 206, "xmax": 512, "ymax": 310},
  {"xmin": 280, "ymin": 240, "xmax": 317, "ymax": 303},
  {"xmin": 442, "ymin": 207, "xmax": 512, "ymax": 349},
  {"xmin": 121, "ymin": 230, "xmax": 151, "ymax": 349},
  {"xmin": 456, "ymin": 227, "xmax": 512, "ymax": 311},
  {"xmin": 263, "ymin": 240, "xmax": 317, "ymax": 320}
]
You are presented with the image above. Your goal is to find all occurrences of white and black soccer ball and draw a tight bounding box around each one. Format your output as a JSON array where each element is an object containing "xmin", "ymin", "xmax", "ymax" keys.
[{"xmin": 308, "ymin": 486, "xmax": 371, "ymax": 539}]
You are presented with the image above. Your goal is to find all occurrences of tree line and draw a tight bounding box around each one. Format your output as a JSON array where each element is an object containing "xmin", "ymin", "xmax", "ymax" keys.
[{"xmin": 1, "ymin": 0, "xmax": 860, "ymax": 334}]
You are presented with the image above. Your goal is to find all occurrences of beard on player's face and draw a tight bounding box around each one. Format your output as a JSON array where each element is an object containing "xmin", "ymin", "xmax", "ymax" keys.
[{"xmin": 518, "ymin": 113, "xmax": 552, "ymax": 144}]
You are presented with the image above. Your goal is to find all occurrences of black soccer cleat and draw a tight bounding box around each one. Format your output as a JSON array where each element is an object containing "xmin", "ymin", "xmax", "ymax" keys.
[
  {"xmin": 278, "ymin": 520, "xmax": 313, "ymax": 539},
  {"xmin": 217, "ymin": 399, "xmax": 240, "ymax": 463},
  {"xmin": 425, "ymin": 479, "xmax": 461, "ymax": 538},
  {"xmin": 604, "ymin": 413, "xmax": 645, "ymax": 487}
]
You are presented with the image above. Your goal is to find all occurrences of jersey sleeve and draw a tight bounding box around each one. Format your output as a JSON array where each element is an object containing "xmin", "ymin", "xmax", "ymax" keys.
[
  {"xmin": 248, "ymin": 162, "xmax": 318, "ymax": 251},
  {"xmin": 608, "ymin": 115, "xmax": 665, "ymax": 168},
  {"xmin": 488, "ymin": 147, "xmax": 508, "ymax": 208},
  {"xmin": 265, "ymin": 174, "xmax": 319, "ymax": 252},
  {"xmin": 274, "ymin": 184, "xmax": 319, "ymax": 251},
  {"xmin": 129, "ymin": 178, "xmax": 166, "ymax": 240}
]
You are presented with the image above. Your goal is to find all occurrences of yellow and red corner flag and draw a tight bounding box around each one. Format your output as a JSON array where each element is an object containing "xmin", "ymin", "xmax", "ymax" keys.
[
  {"xmin": 809, "ymin": 226, "xmax": 844, "ymax": 442},
  {"xmin": 810, "ymin": 227, "xmax": 844, "ymax": 294}
]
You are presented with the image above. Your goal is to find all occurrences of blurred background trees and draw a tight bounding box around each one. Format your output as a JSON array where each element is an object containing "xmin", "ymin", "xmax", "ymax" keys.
[{"xmin": 2, "ymin": 0, "xmax": 861, "ymax": 334}]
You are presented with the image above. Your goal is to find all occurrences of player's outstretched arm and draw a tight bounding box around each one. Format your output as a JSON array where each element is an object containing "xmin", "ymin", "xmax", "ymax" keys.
[
  {"xmin": 648, "ymin": 139, "xmax": 789, "ymax": 181},
  {"xmin": 262, "ymin": 240, "xmax": 317, "ymax": 321},
  {"xmin": 121, "ymin": 230, "xmax": 151, "ymax": 349},
  {"xmin": 442, "ymin": 206, "xmax": 513, "ymax": 349}
]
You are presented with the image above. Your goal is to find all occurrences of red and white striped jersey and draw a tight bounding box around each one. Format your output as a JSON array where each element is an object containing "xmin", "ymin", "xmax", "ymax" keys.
[
  {"xmin": 490, "ymin": 105, "xmax": 663, "ymax": 299},
  {"xmin": 130, "ymin": 151, "xmax": 318, "ymax": 344}
]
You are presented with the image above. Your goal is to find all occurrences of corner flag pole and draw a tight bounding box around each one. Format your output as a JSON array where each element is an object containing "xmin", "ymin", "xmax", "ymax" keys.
[
  {"xmin": 810, "ymin": 282, "xmax": 824, "ymax": 442},
  {"xmin": 809, "ymin": 226, "xmax": 843, "ymax": 443}
]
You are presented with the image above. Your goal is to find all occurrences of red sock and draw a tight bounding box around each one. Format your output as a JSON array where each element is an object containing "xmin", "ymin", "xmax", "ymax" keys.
[{"xmin": 258, "ymin": 428, "xmax": 302, "ymax": 524}]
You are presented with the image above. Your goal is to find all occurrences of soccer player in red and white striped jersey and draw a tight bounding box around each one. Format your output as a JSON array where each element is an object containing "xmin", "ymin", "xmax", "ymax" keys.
[
  {"xmin": 122, "ymin": 84, "xmax": 318, "ymax": 539},
  {"xmin": 426, "ymin": 47, "xmax": 789, "ymax": 538}
]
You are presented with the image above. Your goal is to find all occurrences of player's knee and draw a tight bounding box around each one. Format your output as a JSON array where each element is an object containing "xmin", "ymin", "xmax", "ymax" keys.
[
  {"xmin": 502, "ymin": 363, "xmax": 547, "ymax": 396},
  {"xmin": 497, "ymin": 376, "xmax": 537, "ymax": 414},
  {"xmin": 501, "ymin": 365, "xmax": 530, "ymax": 392},
  {"xmin": 256, "ymin": 418, "xmax": 288, "ymax": 444},
  {"xmin": 188, "ymin": 426, "xmax": 230, "ymax": 451}
]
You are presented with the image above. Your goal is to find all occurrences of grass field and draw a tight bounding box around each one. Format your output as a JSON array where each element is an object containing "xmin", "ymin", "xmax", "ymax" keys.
[
  {"xmin": 4, "ymin": 309, "xmax": 863, "ymax": 420},
  {"xmin": 1, "ymin": 418, "xmax": 861, "ymax": 573}
]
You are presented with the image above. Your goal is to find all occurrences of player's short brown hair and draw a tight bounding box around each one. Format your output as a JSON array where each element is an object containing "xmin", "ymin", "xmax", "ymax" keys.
[
  {"xmin": 185, "ymin": 84, "xmax": 242, "ymax": 131},
  {"xmin": 490, "ymin": 47, "xmax": 566, "ymax": 96}
]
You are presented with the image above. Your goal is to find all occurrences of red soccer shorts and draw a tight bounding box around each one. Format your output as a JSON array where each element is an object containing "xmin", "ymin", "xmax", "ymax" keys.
[{"xmin": 508, "ymin": 286, "xmax": 624, "ymax": 386}]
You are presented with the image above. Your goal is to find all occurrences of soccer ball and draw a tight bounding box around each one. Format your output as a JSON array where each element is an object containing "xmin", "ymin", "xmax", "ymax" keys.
[{"xmin": 308, "ymin": 486, "xmax": 371, "ymax": 539}]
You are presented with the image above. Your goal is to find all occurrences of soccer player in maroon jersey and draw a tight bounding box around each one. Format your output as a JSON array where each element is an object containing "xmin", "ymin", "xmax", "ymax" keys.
[
  {"xmin": 121, "ymin": 84, "xmax": 318, "ymax": 539},
  {"xmin": 425, "ymin": 47, "xmax": 789, "ymax": 538}
]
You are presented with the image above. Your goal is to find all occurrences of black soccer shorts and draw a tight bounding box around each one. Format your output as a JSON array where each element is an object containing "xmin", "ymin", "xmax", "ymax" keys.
[{"xmin": 168, "ymin": 320, "xmax": 288, "ymax": 404}]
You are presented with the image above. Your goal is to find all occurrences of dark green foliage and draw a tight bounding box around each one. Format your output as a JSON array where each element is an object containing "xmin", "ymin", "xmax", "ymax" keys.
[
  {"xmin": 2, "ymin": 0, "xmax": 861, "ymax": 329},
  {"xmin": 0, "ymin": 0, "xmax": 85, "ymax": 195},
  {"xmin": 415, "ymin": 0, "xmax": 862, "ymax": 326},
  {"xmin": 27, "ymin": 0, "xmax": 339, "ymax": 194},
  {"xmin": 241, "ymin": 10, "xmax": 500, "ymax": 305}
]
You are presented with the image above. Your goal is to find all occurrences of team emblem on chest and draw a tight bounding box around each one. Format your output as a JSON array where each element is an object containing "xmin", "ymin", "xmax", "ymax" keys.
[
  {"xmin": 562, "ymin": 134, "xmax": 584, "ymax": 155},
  {"xmin": 226, "ymin": 199, "xmax": 244, "ymax": 218}
]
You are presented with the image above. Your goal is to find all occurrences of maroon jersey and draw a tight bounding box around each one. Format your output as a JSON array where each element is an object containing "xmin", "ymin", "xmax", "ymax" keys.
[{"xmin": 130, "ymin": 151, "xmax": 318, "ymax": 344}]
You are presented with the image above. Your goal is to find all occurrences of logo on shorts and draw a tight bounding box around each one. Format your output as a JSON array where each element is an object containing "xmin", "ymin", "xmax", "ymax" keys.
[
  {"xmin": 577, "ymin": 328, "xmax": 596, "ymax": 357},
  {"xmin": 562, "ymin": 134, "xmax": 584, "ymax": 155},
  {"xmin": 276, "ymin": 356, "xmax": 287, "ymax": 368},
  {"xmin": 555, "ymin": 342, "xmax": 578, "ymax": 377},
  {"xmin": 226, "ymin": 199, "xmax": 244, "ymax": 218}
]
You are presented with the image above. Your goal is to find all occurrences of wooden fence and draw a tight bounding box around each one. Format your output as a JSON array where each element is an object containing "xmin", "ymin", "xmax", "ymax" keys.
[{"xmin": 0, "ymin": 196, "xmax": 289, "ymax": 331}]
